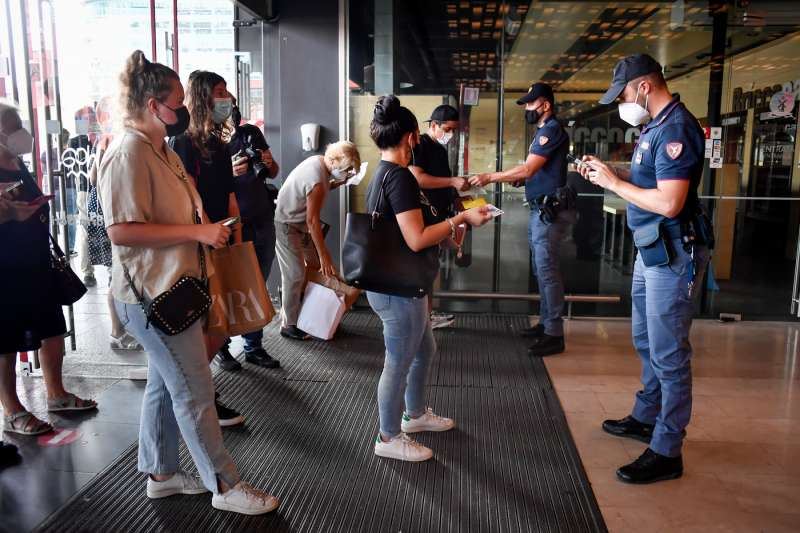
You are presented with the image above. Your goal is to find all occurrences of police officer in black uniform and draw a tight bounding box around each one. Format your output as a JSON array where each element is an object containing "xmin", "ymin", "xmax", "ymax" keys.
[
  {"xmin": 579, "ymin": 54, "xmax": 711, "ymax": 484},
  {"xmin": 470, "ymin": 82, "xmax": 575, "ymax": 357}
]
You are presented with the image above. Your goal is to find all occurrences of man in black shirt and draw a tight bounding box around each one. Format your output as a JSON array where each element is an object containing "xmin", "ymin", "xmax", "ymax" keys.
[
  {"xmin": 225, "ymin": 100, "xmax": 281, "ymax": 369},
  {"xmin": 409, "ymin": 105, "xmax": 468, "ymax": 328}
]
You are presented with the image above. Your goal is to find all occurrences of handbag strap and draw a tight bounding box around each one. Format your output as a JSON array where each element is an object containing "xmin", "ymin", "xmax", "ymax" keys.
[{"xmin": 368, "ymin": 165, "xmax": 396, "ymax": 218}]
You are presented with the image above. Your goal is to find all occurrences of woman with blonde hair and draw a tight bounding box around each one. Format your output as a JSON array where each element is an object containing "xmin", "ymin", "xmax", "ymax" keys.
[
  {"xmin": 98, "ymin": 50, "xmax": 278, "ymax": 515},
  {"xmin": 275, "ymin": 141, "xmax": 360, "ymax": 340}
]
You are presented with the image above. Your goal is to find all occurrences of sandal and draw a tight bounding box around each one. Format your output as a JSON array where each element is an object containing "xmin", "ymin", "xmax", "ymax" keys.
[
  {"xmin": 3, "ymin": 411, "xmax": 53, "ymax": 436},
  {"xmin": 47, "ymin": 393, "xmax": 98, "ymax": 413}
]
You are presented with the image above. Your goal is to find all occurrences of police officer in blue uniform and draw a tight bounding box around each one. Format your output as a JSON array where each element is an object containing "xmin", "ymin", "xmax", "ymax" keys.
[
  {"xmin": 470, "ymin": 82, "xmax": 575, "ymax": 357},
  {"xmin": 579, "ymin": 54, "xmax": 711, "ymax": 484}
]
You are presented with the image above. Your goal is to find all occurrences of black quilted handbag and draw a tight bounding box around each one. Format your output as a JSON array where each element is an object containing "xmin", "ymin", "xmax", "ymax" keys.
[
  {"xmin": 342, "ymin": 166, "xmax": 439, "ymax": 298},
  {"xmin": 49, "ymin": 235, "xmax": 87, "ymax": 306}
]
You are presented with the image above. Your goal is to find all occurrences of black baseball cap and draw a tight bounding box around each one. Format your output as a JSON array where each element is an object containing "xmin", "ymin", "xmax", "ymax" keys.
[
  {"xmin": 599, "ymin": 54, "xmax": 663, "ymax": 104},
  {"xmin": 517, "ymin": 82, "xmax": 554, "ymax": 106},
  {"xmin": 428, "ymin": 104, "xmax": 459, "ymax": 123}
]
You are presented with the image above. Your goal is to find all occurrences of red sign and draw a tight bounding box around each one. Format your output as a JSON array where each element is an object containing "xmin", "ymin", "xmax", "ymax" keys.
[{"xmin": 37, "ymin": 429, "xmax": 82, "ymax": 447}]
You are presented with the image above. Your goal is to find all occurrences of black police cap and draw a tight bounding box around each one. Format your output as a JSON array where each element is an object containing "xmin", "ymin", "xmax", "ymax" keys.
[
  {"xmin": 599, "ymin": 54, "xmax": 663, "ymax": 104},
  {"xmin": 517, "ymin": 82, "xmax": 554, "ymax": 106}
]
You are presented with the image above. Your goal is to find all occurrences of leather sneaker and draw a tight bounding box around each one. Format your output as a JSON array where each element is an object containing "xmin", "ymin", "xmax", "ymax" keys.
[
  {"xmin": 527, "ymin": 334, "xmax": 565, "ymax": 357},
  {"xmin": 602, "ymin": 415, "xmax": 654, "ymax": 444},
  {"xmin": 617, "ymin": 448, "xmax": 683, "ymax": 484},
  {"xmin": 244, "ymin": 348, "xmax": 280, "ymax": 369}
]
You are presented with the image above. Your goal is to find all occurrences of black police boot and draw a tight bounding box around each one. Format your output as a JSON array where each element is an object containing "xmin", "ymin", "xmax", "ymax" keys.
[
  {"xmin": 527, "ymin": 334, "xmax": 565, "ymax": 357},
  {"xmin": 244, "ymin": 347, "xmax": 281, "ymax": 369},
  {"xmin": 602, "ymin": 415, "xmax": 654, "ymax": 444},
  {"xmin": 520, "ymin": 323, "xmax": 545, "ymax": 338},
  {"xmin": 215, "ymin": 346, "xmax": 242, "ymax": 372},
  {"xmin": 617, "ymin": 448, "xmax": 683, "ymax": 484}
]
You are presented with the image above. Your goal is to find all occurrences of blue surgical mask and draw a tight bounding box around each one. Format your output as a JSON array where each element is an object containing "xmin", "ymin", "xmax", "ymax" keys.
[{"xmin": 212, "ymin": 98, "xmax": 233, "ymax": 124}]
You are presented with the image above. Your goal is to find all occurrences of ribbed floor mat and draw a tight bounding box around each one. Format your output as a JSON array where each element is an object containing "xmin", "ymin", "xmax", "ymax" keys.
[{"xmin": 35, "ymin": 312, "xmax": 606, "ymax": 533}]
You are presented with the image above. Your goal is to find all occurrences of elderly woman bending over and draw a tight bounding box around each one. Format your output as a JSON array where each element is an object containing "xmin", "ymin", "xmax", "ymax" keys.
[{"xmin": 275, "ymin": 141, "xmax": 360, "ymax": 340}]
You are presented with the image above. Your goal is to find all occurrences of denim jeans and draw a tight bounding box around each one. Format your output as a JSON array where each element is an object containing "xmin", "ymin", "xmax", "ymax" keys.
[
  {"xmin": 367, "ymin": 291, "xmax": 436, "ymax": 439},
  {"xmin": 240, "ymin": 220, "xmax": 277, "ymax": 349},
  {"xmin": 528, "ymin": 208, "xmax": 575, "ymax": 337},
  {"xmin": 116, "ymin": 300, "xmax": 240, "ymax": 492},
  {"xmin": 630, "ymin": 240, "xmax": 710, "ymax": 457}
]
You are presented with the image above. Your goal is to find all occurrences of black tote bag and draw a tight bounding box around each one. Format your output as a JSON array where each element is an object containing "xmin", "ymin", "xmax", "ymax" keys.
[{"xmin": 342, "ymin": 167, "xmax": 439, "ymax": 298}]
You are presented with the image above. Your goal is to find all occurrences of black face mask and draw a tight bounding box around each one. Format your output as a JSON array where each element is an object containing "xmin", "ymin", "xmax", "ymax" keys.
[
  {"xmin": 157, "ymin": 104, "xmax": 190, "ymax": 137},
  {"xmin": 525, "ymin": 109, "xmax": 540, "ymax": 125}
]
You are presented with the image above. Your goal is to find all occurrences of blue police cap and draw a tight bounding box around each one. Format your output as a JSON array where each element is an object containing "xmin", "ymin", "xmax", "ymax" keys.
[{"xmin": 599, "ymin": 54, "xmax": 663, "ymax": 105}]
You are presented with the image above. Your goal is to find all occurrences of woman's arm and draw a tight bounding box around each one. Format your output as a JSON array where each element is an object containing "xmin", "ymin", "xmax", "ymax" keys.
[
  {"xmin": 306, "ymin": 184, "xmax": 336, "ymax": 276},
  {"xmin": 396, "ymin": 207, "xmax": 491, "ymax": 252},
  {"xmin": 107, "ymin": 221, "xmax": 231, "ymax": 249}
]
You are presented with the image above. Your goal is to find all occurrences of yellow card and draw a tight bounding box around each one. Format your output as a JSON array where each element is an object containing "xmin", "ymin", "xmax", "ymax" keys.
[{"xmin": 461, "ymin": 197, "xmax": 487, "ymax": 209}]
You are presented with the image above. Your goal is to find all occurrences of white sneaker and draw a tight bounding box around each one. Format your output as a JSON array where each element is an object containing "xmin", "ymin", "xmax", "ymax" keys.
[
  {"xmin": 146, "ymin": 471, "xmax": 208, "ymax": 499},
  {"xmin": 431, "ymin": 311, "xmax": 455, "ymax": 321},
  {"xmin": 211, "ymin": 481, "xmax": 279, "ymax": 515},
  {"xmin": 431, "ymin": 316, "xmax": 454, "ymax": 330},
  {"xmin": 401, "ymin": 407, "xmax": 455, "ymax": 433},
  {"xmin": 374, "ymin": 432, "xmax": 433, "ymax": 462}
]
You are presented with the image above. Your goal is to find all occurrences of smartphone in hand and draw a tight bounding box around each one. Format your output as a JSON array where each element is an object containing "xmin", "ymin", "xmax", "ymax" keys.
[
  {"xmin": 566, "ymin": 153, "xmax": 586, "ymax": 169},
  {"xmin": 221, "ymin": 215, "xmax": 241, "ymax": 227},
  {"xmin": 0, "ymin": 180, "xmax": 23, "ymax": 197}
]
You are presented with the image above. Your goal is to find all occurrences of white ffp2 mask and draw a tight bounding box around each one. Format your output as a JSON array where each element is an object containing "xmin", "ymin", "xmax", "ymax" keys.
[
  {"xmin": 618, "ymin": 85, "xmax": 651, "ymax": 127},
  {"xmin": 437, "ymin": 131, "xmax": 453, "ymax": 145}
]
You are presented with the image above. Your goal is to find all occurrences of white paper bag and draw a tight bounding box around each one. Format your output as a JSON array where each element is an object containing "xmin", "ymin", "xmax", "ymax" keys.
[{"xmin": 297, "ymin": 282, "xmax": 347, "ymax": 340}]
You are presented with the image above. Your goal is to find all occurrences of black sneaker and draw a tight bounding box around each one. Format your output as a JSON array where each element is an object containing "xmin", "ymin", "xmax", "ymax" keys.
[
  {"xmin": 280, "ymin": 325, "xmax": 311, "ymax": 341},
  {"xmin": 520, "ymin": 323, "xmax": 545, "ymax": 338},
  {"xmin": 244, "ymin": 347, "xmax": 280, "ymax": 369},
  {"xmin": 527, "ymin": 334, "xmax": 565, "ymax": 357},
  {"xmin": 215, "ymin": 399, "xmax": 244, "ymax": 427},
  {"xmin": 602, "ymin": 415, "xmax": 654, "ymax": 444},
  {"xmin": 83, "ymin": 274, "xmax": 97, "ymax": 287},
  {"xmin": 215, "ymin": 346, "xmax": 242, "ymax": 372},
  {"xmin": 617, "ymin": 448, "xmax": 683, "ymax": 484}
]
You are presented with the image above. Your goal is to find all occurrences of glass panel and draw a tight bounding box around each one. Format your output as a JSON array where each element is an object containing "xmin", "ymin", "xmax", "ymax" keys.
[
  {"xmin": 177, "ymin": 0, "xmax": 235, "ymax": 86},
  {"xmin": 344, "ymin": 1, "xmax": 800, "ymax": 318}
]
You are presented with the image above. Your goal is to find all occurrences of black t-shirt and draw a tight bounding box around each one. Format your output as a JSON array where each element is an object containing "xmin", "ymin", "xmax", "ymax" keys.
[
  {"xmin": 228, "ymin": 125, "xmax": 274, "ymax": 226},
  {"xmin": 0, "ymin": 162, "xmax": 51, "ymax": 270},
  {"xmin": 366, "ymin": 161, "xmax": 439, "ymax": 231},
  {"xmin": 169, "ymin": 134, "xmax": 235, "ymax": 223},
  {"xmin": 411, "ymin": 133, "xmax": 456, "ymax": 218}
]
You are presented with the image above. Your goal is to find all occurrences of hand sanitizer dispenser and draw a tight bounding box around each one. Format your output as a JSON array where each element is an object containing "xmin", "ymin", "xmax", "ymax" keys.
[{"xmin": 301, "ymin": 123, "xmax": 320, "ymax": 152}]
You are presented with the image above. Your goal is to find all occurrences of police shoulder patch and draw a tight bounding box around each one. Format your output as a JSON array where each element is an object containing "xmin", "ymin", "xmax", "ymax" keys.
[
  {"xmin": 665, "ymin": 142, "xmax": 683, "ymax": 160},
  {"xmin": 539, "ymin": 136, "xmax": 549, "ymax": 146}
]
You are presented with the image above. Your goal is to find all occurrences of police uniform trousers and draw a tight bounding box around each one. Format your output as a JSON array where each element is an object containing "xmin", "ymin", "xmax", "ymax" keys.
[
  {"xmin": 630, "ymin": 238, "xmax": 709, "ymax": 457},
  {"xmin": 528, "ymin": 208, "xmax": 575, "ymax": 337}
]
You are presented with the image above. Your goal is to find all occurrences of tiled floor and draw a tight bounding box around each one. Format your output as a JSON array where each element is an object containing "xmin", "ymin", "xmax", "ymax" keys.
[{"xmin": 545, "ymin": 318, "xmax": 800, "ymax": 533}]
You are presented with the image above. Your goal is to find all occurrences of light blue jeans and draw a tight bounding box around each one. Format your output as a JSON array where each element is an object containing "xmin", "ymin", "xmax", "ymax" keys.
[
  {"xmin": 116, "ymin": 300, "xmax": 240, "ymax": 492},
  {"xmin": 630, "ymin": 240, "xmax": 710, "ymax": 457},
  {"xmin": 367, "ymin": 291, "xmax": 436, "ymax": 439}
]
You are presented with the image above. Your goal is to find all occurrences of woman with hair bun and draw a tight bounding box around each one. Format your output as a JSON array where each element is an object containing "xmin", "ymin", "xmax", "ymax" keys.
[
  {"xmin": 366, "ymin": 95, "xmax": 492, "ymax": 462},
  {"xmin": 97, "ymin": 50, "xmax": 278, "ymax": 515}
]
